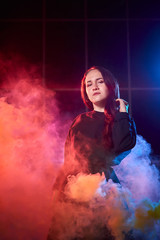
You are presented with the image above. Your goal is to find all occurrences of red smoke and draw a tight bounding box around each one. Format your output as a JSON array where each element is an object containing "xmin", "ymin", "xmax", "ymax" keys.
[{"xmin": 0, "ymin": 54, "xmax": 67, "ymax": 239}]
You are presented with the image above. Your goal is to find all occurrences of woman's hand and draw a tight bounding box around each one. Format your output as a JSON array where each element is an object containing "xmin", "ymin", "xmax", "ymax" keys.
[{"xmin": 115, "ymin": 98, "xmax": 129, "ymax": 113}]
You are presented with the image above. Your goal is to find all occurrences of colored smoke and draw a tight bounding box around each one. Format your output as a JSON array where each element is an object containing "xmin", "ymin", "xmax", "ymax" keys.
[
  {"xmin": 53, "ymin": 136, "xmax": 160, "ymax": 240},
  {"xmin": 0, "ymin": 54, "xmax": 160, "ymax": 240},
  {"xmin": 114, "ymin": 135, "xmax": 160, "ymax": 202},
  {"xmin": 0, "ymin": 54, "xmax": 68, "ymax": 239},
  {"xmin": 49, "ymin": 136, "xmax": 160, "ymax": 240}
]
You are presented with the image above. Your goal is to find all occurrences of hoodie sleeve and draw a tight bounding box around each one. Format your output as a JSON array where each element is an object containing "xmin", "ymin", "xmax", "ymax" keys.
[{"xmin": 112, "ymin": 112, "xmax": 136, "ymax": 154}]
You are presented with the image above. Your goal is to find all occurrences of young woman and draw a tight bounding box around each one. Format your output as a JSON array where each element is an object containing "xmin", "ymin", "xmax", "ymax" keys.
[{"xmin": 47, "ymin": 66, "xmax": 136, "ymax": 240}]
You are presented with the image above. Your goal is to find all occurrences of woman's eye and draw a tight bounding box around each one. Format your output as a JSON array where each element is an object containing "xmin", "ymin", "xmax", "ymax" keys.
[
  {"xmin": 86, "ymin": 83, "xmax": 92, "ymax": 87},
  {"xmin": 98, "ymin": 80, "xmax": 104, "ymax": 84}
]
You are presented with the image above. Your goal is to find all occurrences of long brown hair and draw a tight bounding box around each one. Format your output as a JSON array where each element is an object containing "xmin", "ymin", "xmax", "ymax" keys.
[{"xmin": 81, "ymin": 66, "xmax": 120, "ymax": 148}]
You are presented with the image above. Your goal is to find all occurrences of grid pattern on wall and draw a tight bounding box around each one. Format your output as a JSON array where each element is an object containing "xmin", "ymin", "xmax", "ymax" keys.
[{"xmin": 0, "ymin": 0, "xmax": 160, "ymax": 157}]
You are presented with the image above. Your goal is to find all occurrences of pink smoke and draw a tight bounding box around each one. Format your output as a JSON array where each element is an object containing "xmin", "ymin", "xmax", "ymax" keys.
[{"xmin": 0, "ymin": 54, "xmax": 69, "ymax": 239}]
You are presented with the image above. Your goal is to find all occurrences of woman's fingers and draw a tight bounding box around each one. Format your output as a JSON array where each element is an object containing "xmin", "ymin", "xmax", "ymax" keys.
[
  {"xmin": 115, "ymin": 99, "xmax": 129, "ymax": 113},
  {"xmin": 115, "ymin": 98, "xmax": 129, "ymax": 106}
]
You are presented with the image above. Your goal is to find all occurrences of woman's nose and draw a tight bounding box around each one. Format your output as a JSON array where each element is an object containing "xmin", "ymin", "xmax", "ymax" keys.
[{"xmin": 92, "ymin": 83, "xmax": 99, "ymax": 91}]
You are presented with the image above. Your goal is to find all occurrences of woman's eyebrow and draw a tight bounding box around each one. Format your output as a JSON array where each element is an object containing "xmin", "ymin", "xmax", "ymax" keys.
[{"xmin": 86, "ymin": 80, "xmax": 92, "ymax": 83}]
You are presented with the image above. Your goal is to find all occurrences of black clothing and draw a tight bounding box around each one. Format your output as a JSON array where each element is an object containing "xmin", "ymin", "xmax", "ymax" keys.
[{"xmin": 55, "ymin": 111, "xmax": 136, "ymax": 191}]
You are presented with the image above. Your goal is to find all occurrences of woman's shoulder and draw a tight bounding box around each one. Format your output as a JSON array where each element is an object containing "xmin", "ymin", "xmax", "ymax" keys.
[{"xmin": 69, "ymin": 111, "xmax": 94, "ymax": 130}]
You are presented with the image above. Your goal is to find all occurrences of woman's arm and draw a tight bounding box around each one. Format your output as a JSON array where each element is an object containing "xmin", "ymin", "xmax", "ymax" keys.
[
  {"xmin": 52, "ymin": 121, "xmax": 78, "ymax": 195},
  {"xmin": 112, "ymin": 99, "xmax": 136, "ymax": 154},
  {"xmin": 52, "ymin": 130, "xmax": 72, "ymax": 195}
]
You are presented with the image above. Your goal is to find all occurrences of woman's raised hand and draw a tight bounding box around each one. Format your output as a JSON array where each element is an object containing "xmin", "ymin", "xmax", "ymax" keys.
[{"xmin": 115, "ymin": 98, "xmax": 129, "ymax": 113}]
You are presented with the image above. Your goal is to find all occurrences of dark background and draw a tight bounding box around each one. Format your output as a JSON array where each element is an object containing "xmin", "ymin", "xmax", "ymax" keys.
[{"xmin": 0, "ymin": 0, "xmax": 160, "ymax": 162}]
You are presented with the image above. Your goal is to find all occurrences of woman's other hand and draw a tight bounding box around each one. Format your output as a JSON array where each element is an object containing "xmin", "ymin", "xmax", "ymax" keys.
[{"xmin": 115, "ymin": 98, "xmax": 129, "ymax": 113}]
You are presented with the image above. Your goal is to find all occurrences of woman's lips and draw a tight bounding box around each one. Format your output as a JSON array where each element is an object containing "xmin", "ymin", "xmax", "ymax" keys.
[{"xmin": 93, "ymin": 92, "xmax": 101, "ymax": 96}]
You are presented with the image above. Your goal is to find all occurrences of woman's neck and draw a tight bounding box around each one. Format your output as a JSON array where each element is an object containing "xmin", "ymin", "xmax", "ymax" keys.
[{"xmin": 93, "ymin": 104, "xmax": 105, "ymax": 112}]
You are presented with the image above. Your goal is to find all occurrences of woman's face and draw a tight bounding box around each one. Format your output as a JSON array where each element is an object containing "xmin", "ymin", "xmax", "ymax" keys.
[{"xmin": 85, "ymin": 69, "xmax": 109, "ymax": 109}]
